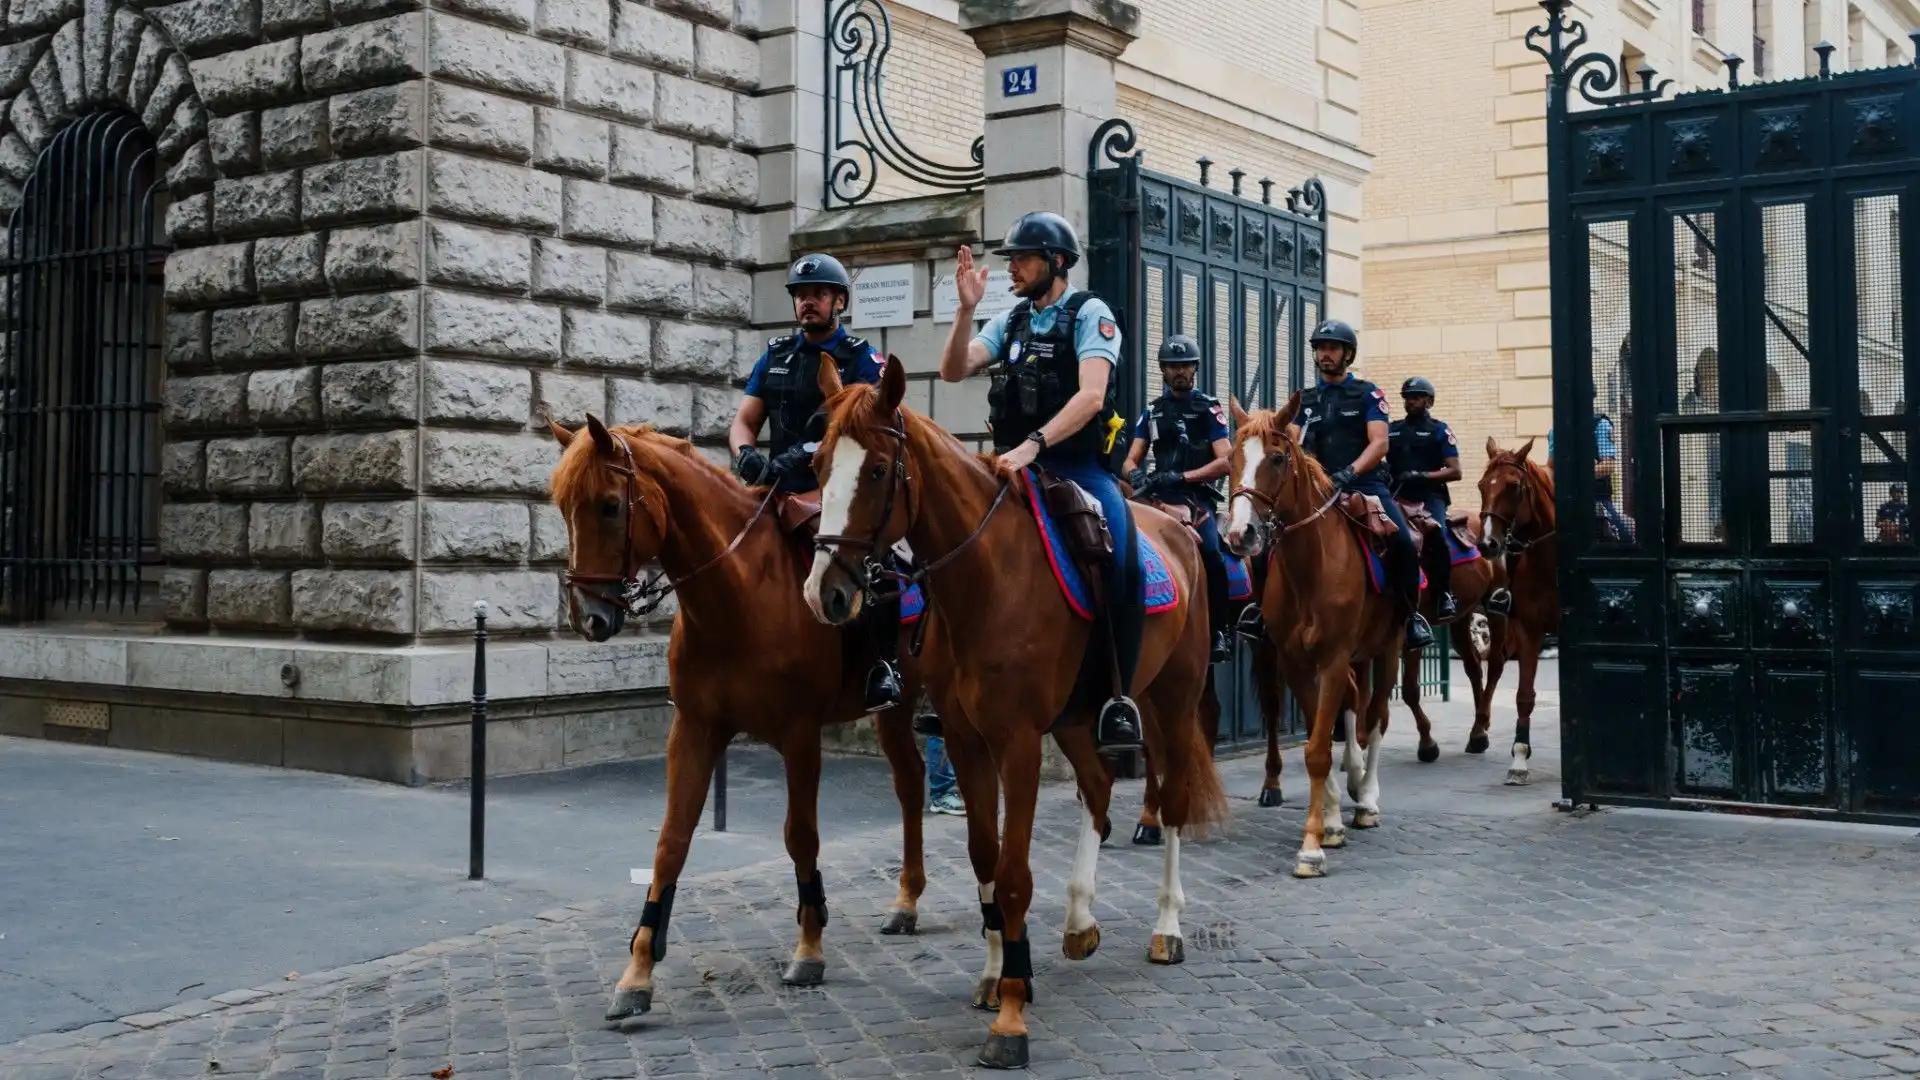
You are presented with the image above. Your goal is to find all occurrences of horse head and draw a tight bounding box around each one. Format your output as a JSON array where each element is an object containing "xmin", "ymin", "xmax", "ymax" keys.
[
  {"xmin": 547, "ymin": 414, "xmax": 671, "ymax": 641},
  {"xmin": 1223, "ymin": 391, "xmax": 1318, "ymax": 558},
  {"xmin": 1477, "ymin": 436, "xmax": 1547, "ymax": 557},
  {"xmin": 803, "ymin": 353, "xmax": 916, "ymax": 626}
]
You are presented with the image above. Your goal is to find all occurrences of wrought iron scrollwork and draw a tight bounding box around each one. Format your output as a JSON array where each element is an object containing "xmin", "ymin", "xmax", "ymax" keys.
[
  {"xmin": 1286, "ymin": 178, "xmax": 1327, "ymax": 222},
  {"xmin": 826, "ymin": 0, "xmax": 985, "ymax": 206},
  {"xmin": 1526, "ymin": 0, "xmax": 1673, "ymax": 108},
  {"xmin": 1088, "ymin": 117, "xmax": 1140, "ymax": 173}
]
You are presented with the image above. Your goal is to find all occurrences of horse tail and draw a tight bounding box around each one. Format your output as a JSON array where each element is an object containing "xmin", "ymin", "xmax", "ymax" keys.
[{"xmin": 1159, "ymin": 682, "xmax": 1233, "ymax": 841}]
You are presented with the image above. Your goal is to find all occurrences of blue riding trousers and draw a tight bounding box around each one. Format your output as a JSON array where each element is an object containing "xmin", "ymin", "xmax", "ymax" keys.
[
  {"xmin": 1038, "ymin": 450, "xmax": 1144, "ymax": 692},
  {"xmin": 1348, "ymin": 476, "xmax": 1420, "ymax": 598}
]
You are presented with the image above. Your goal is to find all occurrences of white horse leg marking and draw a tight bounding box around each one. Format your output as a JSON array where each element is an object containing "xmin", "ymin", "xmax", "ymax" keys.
[
  {"xmin": 1342, "ymin": 708, "xmax": 1364, "ymax": 801},
  {"xmin": 1354, "ymin": 725, "xmax": 1384, "ymax": 826},
  {"xmin": 1319, "ymin": 745, "xmax": 1347, "ymax": 848},
  {"xmin": 1507, "ymin": 741, "xmax": 1532, "ymax": 785},
  {"xmin": 977, "ymin": 881, "xmax": 1003, "ymax": 1001},
  {"xmin": 801, "ymin": 439, "xmax": 870, "ymax": 617},
  {"xmin": 1152, "ymin": 827, "xmax": 1185, "ymax": 940},
  {"xmin": 1064, "ymin": 806, "xmax": 1101, "ymax": 936}
]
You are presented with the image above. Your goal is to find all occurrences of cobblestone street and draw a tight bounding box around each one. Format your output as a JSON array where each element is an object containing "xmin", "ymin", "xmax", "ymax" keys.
[{"xmin": 5, "ymin": 680, "xmax": 1920, "ymax": 1080}]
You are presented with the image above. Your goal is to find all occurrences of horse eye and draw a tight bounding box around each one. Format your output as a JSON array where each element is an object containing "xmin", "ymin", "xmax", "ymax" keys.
[
  {"xmin": 600, "ymin": 496, "xmax": 621, "ymax": 518},
  {"xmin": 1267, "ymin": 452, "xmax": 1285, "ymax": 467},
  {"xmin": 867, "ymin": 465, "xmax": 886, "ymax": 483}
]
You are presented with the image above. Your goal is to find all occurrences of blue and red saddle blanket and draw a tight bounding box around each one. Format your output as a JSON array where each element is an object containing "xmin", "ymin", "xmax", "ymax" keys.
[
  {"xmin": 1353, "ymin": 516, "xmax": 1480, "ymax": 594},
  {"xmin": 902, "ymin": 469, "xmax": 1184, "ymax": 625}
]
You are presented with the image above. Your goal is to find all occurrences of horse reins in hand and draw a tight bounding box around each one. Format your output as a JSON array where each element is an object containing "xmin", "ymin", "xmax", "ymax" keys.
[{"xmin": 565, "ymin": 434, "xmax": 777, "ymax": 618}]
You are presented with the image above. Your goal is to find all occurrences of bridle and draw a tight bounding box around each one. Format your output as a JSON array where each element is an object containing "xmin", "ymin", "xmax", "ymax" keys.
[
  {"xmin": 564, "ymin": 434, "xmax": 775, "ymax": 618},
  {"xmin": 1479, "ymin": 458, "xmax": 1555, "ymax": 555},
  {"xmin": 809, "ymin": 409, "xmax": 1014, "ymax": 642},
  {"xmin": 1227, "ymin": 438, "xmax": 1340, "ymax": 554}
]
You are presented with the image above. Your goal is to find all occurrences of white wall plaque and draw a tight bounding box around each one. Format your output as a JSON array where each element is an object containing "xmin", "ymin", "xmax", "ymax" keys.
[
  {"xmin": 933, "ymin": 270, "xmax": 1020, "ymax": 324},
  {"xmin": 845, "ymin": 263, "xmax": 917, "ymax": 329}
]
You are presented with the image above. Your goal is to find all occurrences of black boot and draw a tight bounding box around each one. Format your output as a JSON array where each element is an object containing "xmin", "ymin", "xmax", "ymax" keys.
[
  {"xmin": 864, "ymin": 586, "xmax": 904, "ymax": 714},
  {"xmin": 1098, "ymin": 523, "xmax": 1146, "ymax": 751},
  {"xmin": 1211, "ymin": 630, "xmax": 1231, "ymax": 663},
  {"xmin": 1199, "ymin": 526, "xmax": 1232, "ymax": 664},
  {"xmin": 1405, "ymin": 611, "xmax": 1436, "ymax": 650}
]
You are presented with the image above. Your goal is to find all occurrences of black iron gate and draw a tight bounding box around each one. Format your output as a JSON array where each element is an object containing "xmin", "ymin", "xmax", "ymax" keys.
[
  {"xmin": 1085, "ymin": 118, "xmax": 1328, "ymax": 746},
  {"xmin": 0, "ymin": 109, "xmax": 168, "ymax": 621},
  {"xmin": 1536, "ymin": 0, "xmax": 1920, "ymax": 823}
]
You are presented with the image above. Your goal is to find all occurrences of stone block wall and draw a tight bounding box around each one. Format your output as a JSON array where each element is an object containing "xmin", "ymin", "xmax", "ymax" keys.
[{"xmin": 1, "ymin": 0, "xmax": 766, "ymax": 642}]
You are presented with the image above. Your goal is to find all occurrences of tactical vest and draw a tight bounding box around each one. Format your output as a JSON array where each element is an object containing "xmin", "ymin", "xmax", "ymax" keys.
[
  {"xmin": 758, "ymin": 331, "xmax": 873, "ymax": 457},
  {"xmin": 1300, "ymin": 376, "xmax": 1388, "ymax": 484},
  {"xmin": 1144, "ymin": 392, "xmax": 1225, "ymax": 504},
  {"xmin": 987, "ymin": 291, "xmax": 1114, "ymax": 457},
  {"xmin": 1388, "ymin": 414, "xmax": 1452, "ymax": 505}
]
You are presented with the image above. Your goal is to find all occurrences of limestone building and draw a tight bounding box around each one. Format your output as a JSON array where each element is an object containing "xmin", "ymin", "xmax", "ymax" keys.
[
  {"xmin": 0, "ymin": 0, "xmax": 1365, "ymax": 779},
  {"xmin": 1360, "ymin": 0, "xmax": 1918, "ymax": 512}
]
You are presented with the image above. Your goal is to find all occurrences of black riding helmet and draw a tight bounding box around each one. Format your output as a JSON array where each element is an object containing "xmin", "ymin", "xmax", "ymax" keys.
[
  {"xmin": 1308, "ymin": 319, "xmax": 1358, "ymax": 352},
  {"xmin": 786, "ymin": 252, "xmax": 852, "ymax": 295},
  {"xmin": 992, "ymin": 211, "xmax": 1081, "ymax": 271},
  {"xmin": 1402, "ymin": 375, "xmax": 1436, "ymax": 399},
  {"xmin": 1158, "ymin": 334, "xmax": 1202, "ymax": 365}
]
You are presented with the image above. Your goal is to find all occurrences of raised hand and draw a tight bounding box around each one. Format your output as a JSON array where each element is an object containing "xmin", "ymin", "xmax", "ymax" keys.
[{"xmin": 955, "ymin": 245, "xmax": 989, "ymax": 310}]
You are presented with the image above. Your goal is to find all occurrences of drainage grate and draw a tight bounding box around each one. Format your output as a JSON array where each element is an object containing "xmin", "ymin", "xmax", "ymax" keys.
[{"xmin": 45, "ymin": 701, "xmax": 109, "ymax": 730}]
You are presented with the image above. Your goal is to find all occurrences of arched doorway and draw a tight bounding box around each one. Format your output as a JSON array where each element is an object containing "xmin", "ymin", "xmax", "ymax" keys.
[{"xmin": 0, "ymin": 109, "xmax": 170, "ymax": 621}]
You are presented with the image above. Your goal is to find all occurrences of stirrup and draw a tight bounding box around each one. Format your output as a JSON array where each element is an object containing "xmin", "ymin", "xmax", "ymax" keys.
[
  {"xmin": 1233, "ymin": 604, "xmax": 1265, "ymax": 642},
  {"xmin": 1436, "ymin": 591, "xmax": 1459, "ymax": 619},
  {"xmin": 1484, "ymin": 587, "xmax": 1513, "ymax": 617},
  {"xmin": 1210, "ymin": 630, "xmax": 1232, "ymax": 663},
  {"xmin": 911, "ymin": 710, "xmax": 941, "ymax": 737},
  {"xmin": 864, "ymin": 660, "xmax": 902, "ymax": 714},
  {"xmin": 1095, "ymin": 696, "xmax": 1144, "ymax": 750},
  {"xmin": 1404, "ymin": 613, "xmax": 1436, "ymax": 650}
]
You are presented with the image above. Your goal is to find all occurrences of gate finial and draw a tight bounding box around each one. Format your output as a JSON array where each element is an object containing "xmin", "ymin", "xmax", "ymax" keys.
[
  {"xmin": 1725, "ymin": 54, "xmax": 1743, "ymax": 89},
  {"xmin": 1815, "ymin": 40, "xmax": 1835, "ymax": 77},
  {"xmin": 1259, "ymin": 178, "xmax": 1273, "ymax": 205},
  {"xmin": 1229, "ymin": 167, "xmax": 1245, "ymax": 196},
  {"xmin": 1196, "ymin": 156, "xmax": 1212, "ymax": 187}
]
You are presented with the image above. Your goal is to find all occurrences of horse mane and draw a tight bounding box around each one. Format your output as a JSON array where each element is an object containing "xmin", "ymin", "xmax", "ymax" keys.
[
  {"xmin": 825, "ymin": 382, "xmax": 1002, "ymax": 479},
  {"xmin": 549, "ymin": 422, "xmax": 739, "ymax": 508}
]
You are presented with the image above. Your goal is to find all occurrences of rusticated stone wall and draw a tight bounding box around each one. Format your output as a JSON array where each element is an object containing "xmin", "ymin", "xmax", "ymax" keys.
[{"xmin": 1, "ymin": 0, "xmax": 764, "ymax": 642}]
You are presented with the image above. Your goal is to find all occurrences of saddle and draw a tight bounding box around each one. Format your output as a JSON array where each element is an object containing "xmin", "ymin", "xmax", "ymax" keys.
[
  {"xmin": 1336, "ymin": 493, "xmax": 1401, "ymax": 549},
  {"xmin": 1031, "ymin": 468, "xmax": 1114, "ymax": 568},
  {"xmin": 775, "ymin": 493, "xmax": 822, "ymax": 541},
  {"xmin": 1395, "ymin": 499, "xmax": 1476, "ymax": 558}
]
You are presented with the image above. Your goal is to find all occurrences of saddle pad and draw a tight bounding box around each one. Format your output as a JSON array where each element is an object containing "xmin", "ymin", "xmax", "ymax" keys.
[
  {"xmin": 1354, "ymin": 529, "xmax": 1429, "ymax": 595},
  {"xmin": 1226, "ymin": 555, "xmax": 1253, "ymax": 602},
  {"xmin": 901, "ymin": 583, "xmax": 925, "ymax": 625},
  {"xmin": 1443, "ymin": 524, "xmax": 1482, "ymax": 566},
  {"xmin": 1025, "ymin": 469, "xmax": 1179, "ymax": 621}
]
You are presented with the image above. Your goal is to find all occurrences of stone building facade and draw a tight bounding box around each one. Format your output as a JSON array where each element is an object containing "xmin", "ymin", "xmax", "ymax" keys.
[
  {"xmin": 1359, "ymin": 0, "xmax": 1917, "ymax": 513},
  {"xmin": 0, "ymin": 0, "xmax": 1363, "ymax": 781}
]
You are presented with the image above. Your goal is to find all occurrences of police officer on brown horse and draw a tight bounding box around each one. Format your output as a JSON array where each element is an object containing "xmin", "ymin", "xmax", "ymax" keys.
[
  {"xmin": 729, "ymin": 252, "xmax": 902, "ymax": 713},
  {"xmin": 1388, "ymin": 375, "xmax": 1460, "ymax": 622}
]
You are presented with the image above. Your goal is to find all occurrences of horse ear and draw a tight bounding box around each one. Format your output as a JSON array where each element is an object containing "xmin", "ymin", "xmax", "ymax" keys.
[
  {"xmin": 547, "ymin": 418, "xmax": 575, "ymax": 447},
  {"xmin": 1229, "ymin": 396, "xmax": 1251, "ymax": 428},
  {"xmin": 817, "ymin": 352, "xmax": 846, "ymax": 398},
  {"xmin": 877, "ymin": 354, "xmax": 906, "ymax": 413},
  {"xmin": 1486, "ymin": 435, "xmax": 1500, "ymax": 459},
  {"xmin": 1516, "ymin": 437, "xmax": 1535, "ymax": 461},
  {"xmin": 585, "ymin": 412, "xmax": 616, "ymax": 456},
  {"xmin": 1274, "ymin": 390, "xmax": 1302, "ymax": 431}
]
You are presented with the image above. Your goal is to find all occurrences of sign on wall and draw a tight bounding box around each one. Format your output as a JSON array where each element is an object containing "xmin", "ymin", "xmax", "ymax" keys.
[
  {"xmin": 845, "ymin": 263, "xmax": 916, "ymax": 328},
  {"xmin": 1001, "ymin": 65, "xmax": 1037, "ymax": 98},
  {"xmin": 933, "ymin": 270, "xmax": 1020, "ymax": 324}
]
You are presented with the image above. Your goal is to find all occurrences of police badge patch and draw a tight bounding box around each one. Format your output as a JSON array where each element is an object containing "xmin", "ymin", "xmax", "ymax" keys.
[
  {"xmin": 1098, "ymin": 319, "xmax": 1117, "ymax": 339},
  {"xmin": 1209, "ymin": 402, "xmax": 1226, "ymax": 425},
  {"xmin": 1446, "ymin": 429, "xmax": 1456, "ymax": 446}
]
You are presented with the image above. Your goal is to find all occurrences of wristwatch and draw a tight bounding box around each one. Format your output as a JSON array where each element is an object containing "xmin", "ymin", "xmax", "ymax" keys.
[{"xmin": 1025, "ymin": 430, "xmax": 1048, "ymax": 449}]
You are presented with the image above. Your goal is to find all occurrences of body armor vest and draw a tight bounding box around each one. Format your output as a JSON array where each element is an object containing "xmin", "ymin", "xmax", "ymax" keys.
[
  {"xmin": 1144, "ymin": 392, "xmax": 1224, "ymax": 504},
  {"xmin": 1300, "ymin": 376, "xmax": 1388, "ymax": 484},
  {"xmin": 987, "ymin": 291, "xmax": 1113, "ymax": 457},
  {"xmin": 758, "ymin": 331, "xmax": 873, "ymax": 457},
  {"xmin": 1388, "ymin": 414, "xmax": 1453, "ymax": 505}
]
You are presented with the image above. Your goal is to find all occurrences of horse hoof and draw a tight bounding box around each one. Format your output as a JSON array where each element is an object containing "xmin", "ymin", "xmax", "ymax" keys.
[
  {"xmin": 1321, "ymin": 829, "xmax": 1347, "ymax": 849},
  {"xmin": 604, "ymin": 985, "xmax": 653, "ymax": 1021},
  {"xmin": 972, "ymin": 982, "xmax": 1001, "ymax": 1011},
  {"xmin": 1099, "ymin": 819, "xmax": 1112, "ymax": 845},
  {"xmin": 1132, "ymin": 824, "xmax": 1163, "ymax": 846},
  {"xmin": 879, "ymin": 909, "xmax": 918, "ymax": 936},
  {"xmin": 1505, "ymin": 770, "xmax": 1530, "ymax": 786},
  {"xmin": 977, "ymin": 1033, "xmax": 1030, "ymax": 1070},
  {"xmin": 1062, "ymin": 925, "xmax": 1101, "ymax": 961},
  {"xmin": 1148, "ymin": 934, "xmax": 1185, "ymax": 965},
  {"xmin": 1417, "ymin": 742, "xmax": 1440, "ymax": 764},
  {"xmin": 1257, "ymin": 787, "xmax": 1284, "ymax": 807},
  {"xmin": 1465, "ymin": 733, "xmax": 1490, "ymax": 754},
  {"xmin": 1292, "ymin": 852, "xmax": 1327, "ymax": 879},
  {"xmin": 1352, "ymin": 809, "xmax": 1381, "ymax": 829},
  {"xmin": 781, "ymin": 958, "xmax": 826, "ymax": 986}
]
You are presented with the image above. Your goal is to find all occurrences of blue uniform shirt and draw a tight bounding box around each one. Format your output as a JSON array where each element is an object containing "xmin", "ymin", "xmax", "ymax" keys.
[
  {"xmin": 741, "ymin": 325, "xmax": 883, "ymax": 398},
  {"xmin": 1545, "ymin": 416, "xmax": 1618, "ymax": 461},
  {"xmin": 972, "ymin": 287, "xmax": 1121, "ymax": 368},
  {"xmin": 1132, "ymin": 397, "xmax": 1230, "ymax": 446}
]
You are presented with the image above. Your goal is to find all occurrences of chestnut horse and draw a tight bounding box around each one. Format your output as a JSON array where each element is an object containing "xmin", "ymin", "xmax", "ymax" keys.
[
  {"xmin": 803, "ymin": 357, "xmax": 1231, "ymax": 1070},
  {"xmin": 1393, "ymin": 503, "xmax": 1503, "ymax": 765},
  {"xmin": 1222, "ymin": 395, "xmax": 1406, "ymax": 878},
  {"xmin": 1476, "ymin": 437, "xmax": 1559, "ymax": 785},
  {"xmin": 545, "ymin": 416, "xmax": 953, "ymax": 1023}
]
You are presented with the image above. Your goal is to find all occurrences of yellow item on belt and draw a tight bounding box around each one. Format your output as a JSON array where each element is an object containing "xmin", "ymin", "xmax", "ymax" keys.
[{"xmin": 1102, "ymin": 413, "xmax": 1126, "ymax": 453}]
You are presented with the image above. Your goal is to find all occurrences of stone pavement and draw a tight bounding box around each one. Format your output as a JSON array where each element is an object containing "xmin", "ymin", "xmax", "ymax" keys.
[{"xmin": 6, "ymin": 674, "xmax": 1920, "ymax": 1079}]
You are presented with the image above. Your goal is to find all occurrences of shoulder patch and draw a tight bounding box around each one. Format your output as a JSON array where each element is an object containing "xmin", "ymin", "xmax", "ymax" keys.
[
  {"xmin": 1371, "ymin": 387, "xmax": 1386, "ymax": 401},
  {"xmin": 1209, "ymin": 402, "xmax": 1226, "ymax": 424},
  {"xmin": 1098, "ymin": 318, "xmax": 1117, "ymax": 340},
  {"xmin": 1446, "ymin": 429, "xmax": 1457, "ymax": 446}
]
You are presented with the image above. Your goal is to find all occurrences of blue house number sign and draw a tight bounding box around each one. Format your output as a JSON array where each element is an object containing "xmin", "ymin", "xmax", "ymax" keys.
[{"xmin": 1002, "ymin": 65, "xmax": 1037, "ymax": 97}]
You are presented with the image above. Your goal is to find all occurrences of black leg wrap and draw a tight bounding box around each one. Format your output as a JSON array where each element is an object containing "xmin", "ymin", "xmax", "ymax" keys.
[
  {"xmin": 979, "ymin": 900, "xmax": 1005, "ymax": 937},
  {"xmin": 1000, "ymin": 937, "xmax": 1035, "ymax": 1003},
  {"xmin": 795, "ymin": 871, "xmax": 829, "ymax": 927},
  {"xmin": 638, "ymin": 883, "xmax": 677, "ymax": 963}
]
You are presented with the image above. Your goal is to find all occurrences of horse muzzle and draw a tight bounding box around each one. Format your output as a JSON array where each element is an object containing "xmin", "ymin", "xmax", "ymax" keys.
[{"xmin": 569, "ymin": 586, "xmax": 627, "ymax": 641}]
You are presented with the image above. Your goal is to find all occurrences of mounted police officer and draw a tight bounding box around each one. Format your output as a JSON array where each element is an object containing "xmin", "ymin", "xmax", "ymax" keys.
[
  {"xmin": 729, "ymin": 252, "xmax": 902, "ymax": 714},
  {"xmin": 1388, "ymin": 375, "xmax": 1460, "ymax": 622},
  {"xmin": 1291, "ymin": 319, "xmax": 1435, "ymax": 650},
  {"xmin": 937, "ymin": 210, "xmax": 1144, "ymax": 750},
  {"xmin": 1124, "ymin": 333, "xmax": 1234, "ymax": 663}
]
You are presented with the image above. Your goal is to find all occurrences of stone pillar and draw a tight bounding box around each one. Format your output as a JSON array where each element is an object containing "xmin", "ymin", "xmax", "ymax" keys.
[{"xmin": 958, "ymin": 0, "xmax": 1139, "ymax": 246}]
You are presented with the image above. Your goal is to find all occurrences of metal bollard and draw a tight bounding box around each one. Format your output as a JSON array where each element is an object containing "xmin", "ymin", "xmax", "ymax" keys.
[{"xmin": 470, "ymin": 600, "xmax": 488, "ymax": 880}]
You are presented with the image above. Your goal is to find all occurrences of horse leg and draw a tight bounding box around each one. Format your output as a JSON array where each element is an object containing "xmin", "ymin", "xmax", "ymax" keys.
[
  {"xmin": 1508, "ymin": 627, "xmax": 1541, "ymax": 786},
  {"xmin": 606, "ymin": 715, "xmax": 725, "ymax": 1021},
  {"xmin": 942, "ymin": 718, "xmax": 1005, "ymax": 1011},
  {"xmin": 875, "ymin": 710, "xmax": 926, "ymax": 935},
  {"xmin": 1344, "ymin": 664, "xmax": 1368, "ymax": 803},
  {"xmin": 1404, "ymin": 645, "xmax": 1439, "ymax": 763},
  {"xmin": 1135, "ymin": 743, "xmax": 1163, "ymax": 845},
  {"xmin": 1351, "ymin": 657, "xmax": 1391, "ymax": 830},
  {"xmin": 1050, "ymin": 720, "xmax": 1113, "ymax": 961},
  {"xmin": 1295, "ymin": 666, "xmax": 1348, "ymax": 878},
  {"xmin": 779, "ymin": 729, "xmax": 830, "ymax": 987},
  {"xmin": 1256, "ymin": 646, "xmax": 1285, "ymax": 807},
  {"xmin": 1458, "ymin": 620, "xmax": 1493, "ymax": 755},
  {"xmin": 979, "ymin": 731, "xmax": 1045, "ymax": 1070}
]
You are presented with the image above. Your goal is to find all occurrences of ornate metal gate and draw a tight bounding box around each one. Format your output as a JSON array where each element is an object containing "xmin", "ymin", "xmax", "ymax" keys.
[
  {"xmin": 1536, "ymin": 0, "xmax": 1920, "ymax": 823},
  {"xmin": 0, "ymin": 110, "xmax": 167, "ymax": 621}
]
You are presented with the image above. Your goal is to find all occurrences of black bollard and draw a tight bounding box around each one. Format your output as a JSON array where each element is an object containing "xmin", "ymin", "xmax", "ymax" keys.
[{"xmin": 470, "ymin": 599, "xmax": 488, "ymax": 880}]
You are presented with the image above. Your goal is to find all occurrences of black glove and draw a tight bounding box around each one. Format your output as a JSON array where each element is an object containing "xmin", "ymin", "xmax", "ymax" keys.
[
  {"xmin": 767, "ymin": 445, "xmax": 813, "ymax": 480},
  {"xmin": 1329, "ymin": 467, "xmax": 1358, "ymax": 490},
  {"xmin": 734, "ymin": 446, "xmax": 770, "ymax": 484},
  {"xmin": 1149, "ymin": 469, "xmax": 1185, "ymax": 492},
  {"xmin": 1397, "ymin": 470, "xmax": 1425, "ymax": 486},
  {"xmin": 1128, "ymin": 467, "xmax": 1151, "ymax": 492}
]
